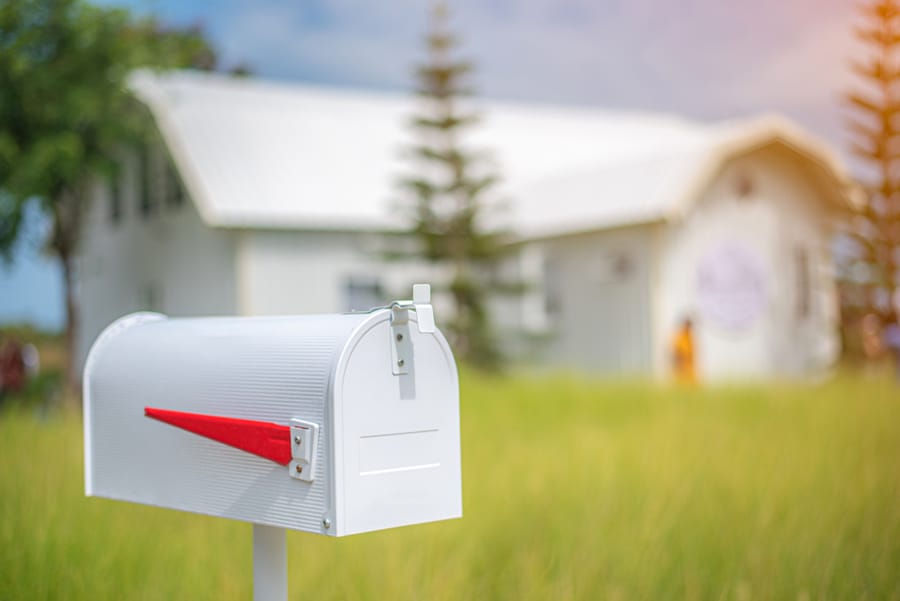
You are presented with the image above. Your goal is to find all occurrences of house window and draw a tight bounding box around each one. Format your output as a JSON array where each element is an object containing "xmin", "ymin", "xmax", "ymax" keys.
[
  {"xmin": 166, "ymin": 158, "xmax": 185, "ymax": 208},
  {"xmin": 138, "ymin": 145, "xmax": 153, "ymax": 218},
  {"xmin": 344, "ymin": 276, "xmax": 384, "ymax": 312},
  {"xmin": 109, "ymin": 171, "xmax": 122, "ymax": 224},
  {"xmin": 543, "ymin": 256, "xmax": 561, "ymax": 320},
  {"xmin": 141, "ymin": 282, "xmax": 163, "ymax": 312},
  {"xmin": 796, "ymin": 247, "xmax": 810, "ymax": 319},
  {"xmin": 596, "ymin": 250, "xmax": 633, "ymax": 284},
  {"xmin": 736, "ymin": 172, "xmax": 754, "ymax": 199}
]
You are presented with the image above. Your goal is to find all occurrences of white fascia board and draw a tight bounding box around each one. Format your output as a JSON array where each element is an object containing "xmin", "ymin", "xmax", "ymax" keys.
[
  {"xmin": 129, "ymin": 72, "xmax": 221, "ymax": 228},
  {"xmin": 665, "ymin": 117, "xmax": 857, "ymax": 223}
]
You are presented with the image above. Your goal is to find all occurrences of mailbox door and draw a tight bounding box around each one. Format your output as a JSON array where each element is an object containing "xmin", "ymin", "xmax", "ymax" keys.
[{"xmin": 333, "ymin": 311, "xmax": 462, "ymax": 536}]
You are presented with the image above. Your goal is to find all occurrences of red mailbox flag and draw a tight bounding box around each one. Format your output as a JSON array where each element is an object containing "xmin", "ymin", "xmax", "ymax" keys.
[{"xmin": 144, "ymin": 407, "xmax": 293, "ymax": 466}]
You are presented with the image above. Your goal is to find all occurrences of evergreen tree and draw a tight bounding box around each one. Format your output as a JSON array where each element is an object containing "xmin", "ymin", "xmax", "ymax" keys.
[
  {"xmin": 845, "ymin": 0, "xmax": 900, "ymax": 318},
  {"xmin": 401, "ymin": 2, "xmax": 507, "ymax": 367}
]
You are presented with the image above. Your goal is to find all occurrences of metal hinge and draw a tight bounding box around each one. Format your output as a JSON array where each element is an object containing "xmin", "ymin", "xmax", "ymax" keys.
[
  {"xmin": 288, "ymin": 419, "xmax": 319, "ymax": 482},
  {"xmin": 390, "ymin": 284, "xmax": 435, "ymax": 375}
]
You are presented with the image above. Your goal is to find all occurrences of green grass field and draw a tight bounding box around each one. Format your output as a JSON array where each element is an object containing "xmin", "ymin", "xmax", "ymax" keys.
[{"xmin": 1, "ymin": 373, "xmax": 898, "ymax": 600}]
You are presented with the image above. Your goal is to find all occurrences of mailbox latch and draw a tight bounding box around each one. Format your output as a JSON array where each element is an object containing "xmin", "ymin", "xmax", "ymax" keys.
[{"xmin": 289, "ymin": 419, "xmax": 319, "ymax": 482}]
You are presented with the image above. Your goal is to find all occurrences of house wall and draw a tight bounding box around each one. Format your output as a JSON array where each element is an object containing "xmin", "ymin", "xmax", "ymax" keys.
[
  {"xmin": 76, "ymin": 135, "xmax": 840, "ymax": 381},
  {"xmin": 653, "ymin": 145, "xmax": 840, "ymax": 379},
  {"xmin": 235, "ymin": 230, "xmax": 434, "ymax": 317},
  {"xmin": 76, "ymin": 146, "xmax": 238, "ymax": 370},
  {"xmin": 507, "ymin": 226, "xmax": 655, "ymax": 373}
]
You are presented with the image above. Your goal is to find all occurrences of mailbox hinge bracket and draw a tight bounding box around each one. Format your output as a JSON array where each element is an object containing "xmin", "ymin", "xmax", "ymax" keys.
[
  {"xmin": 390, "ymin": 308, "xmax": 412, "ymax": 375},
  {"xmin": 288, "ymin": 419, "xmax": 319, "ymax": 482},
  {"xmin": 389, "ymin": 284, "xmax": 436, "ymax": 376}
]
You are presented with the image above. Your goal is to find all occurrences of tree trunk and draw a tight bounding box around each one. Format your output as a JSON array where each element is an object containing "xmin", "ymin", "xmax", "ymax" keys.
[
  {"xmin": 59, "ymin": 243, "xmax": 79, "ymax": 400},
  {"xmin": 50, "ymin": 186, "xmax": 84, "ymax": 405}
]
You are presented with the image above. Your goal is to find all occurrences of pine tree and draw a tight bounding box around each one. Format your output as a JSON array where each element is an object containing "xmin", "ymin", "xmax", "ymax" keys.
[
  {"xmin": 401, "ymin": 2, "xmax": 506, "ymax": 367},
  {"xmin": 845, "ymin": 0, "xmax": 900, "ymax": 318}
]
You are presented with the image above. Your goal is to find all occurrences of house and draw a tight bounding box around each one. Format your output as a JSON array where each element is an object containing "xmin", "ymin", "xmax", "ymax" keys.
[{"xmin": 76, "ymin": 70, "xmax": 853, "ymax": 379}]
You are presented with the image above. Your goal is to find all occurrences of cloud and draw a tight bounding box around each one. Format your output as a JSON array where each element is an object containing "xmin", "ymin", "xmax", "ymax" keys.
[
  {"xmin": 202, "ymin": 0, "xmax": 860, "ymax": 146},
  {"xmin": 217, "ymin": 0, "xmax": 423, "ymax": 88}
]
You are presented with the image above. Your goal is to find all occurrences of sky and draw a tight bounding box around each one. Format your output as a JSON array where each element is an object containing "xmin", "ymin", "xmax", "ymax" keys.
[{"xmin": 0, "ymin": 0, "xmax": 864, "ymax": 330}]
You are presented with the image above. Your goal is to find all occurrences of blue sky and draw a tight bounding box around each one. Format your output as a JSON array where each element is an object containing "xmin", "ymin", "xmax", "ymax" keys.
[
  {"xmin": 0, "ymin": 201, "xmax": 65, "ymax": 330},
  {"xmin": 0, "ymin": 0, "xmax": 860, "ymax": 330}
]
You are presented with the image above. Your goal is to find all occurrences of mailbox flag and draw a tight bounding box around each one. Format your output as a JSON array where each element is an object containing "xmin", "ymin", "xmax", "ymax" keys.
[{"xmin": 144, "ymin": 407, "xmax": 293, "ymax": 466}]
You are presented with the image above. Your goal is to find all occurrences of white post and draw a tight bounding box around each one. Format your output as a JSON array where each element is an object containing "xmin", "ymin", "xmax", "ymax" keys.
[{"xmin": 253, "ymin": 524, "xmax": 287, "ymax": 601}]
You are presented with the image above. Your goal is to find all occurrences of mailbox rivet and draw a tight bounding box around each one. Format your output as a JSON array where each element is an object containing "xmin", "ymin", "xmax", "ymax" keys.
[
  {"xmin": 295, "ymin": 465, "xmax": 303, "ymax": 474},
  {"xmin": 322, "ymin": 517, "xmax": 332, "ymax": 529},
  {"xmin": 396, "ymin": 333, "xmax": 403, "ymax": 342},
  {"xmin": 397, "ymin": 358, "xmax": 405, "ymax": 367},
  {"xmin": 294, "ymin": 436, "xmax": 302, "ymax": 445}
]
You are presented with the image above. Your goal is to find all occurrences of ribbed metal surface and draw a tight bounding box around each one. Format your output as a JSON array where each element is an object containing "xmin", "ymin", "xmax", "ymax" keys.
[{"xmin": 85, "ymin": 313, "xmax": 369, "ymax": 533}]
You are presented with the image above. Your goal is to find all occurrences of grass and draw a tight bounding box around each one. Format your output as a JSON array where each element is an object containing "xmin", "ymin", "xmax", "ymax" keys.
[{"xmin": 1, "ymin": 372, "xmax": 898, "ymax": 600}]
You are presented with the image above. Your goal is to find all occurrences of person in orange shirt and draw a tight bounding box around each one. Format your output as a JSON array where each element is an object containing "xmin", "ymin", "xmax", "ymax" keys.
[{"xmin": 671, "ymin": 317, "xmax": 697, "ymax": 385}]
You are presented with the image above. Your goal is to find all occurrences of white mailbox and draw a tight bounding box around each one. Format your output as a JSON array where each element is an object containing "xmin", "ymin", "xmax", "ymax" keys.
[{"xmin": 84, "ymin": 285, "xmax": 462, "ymax": 538}]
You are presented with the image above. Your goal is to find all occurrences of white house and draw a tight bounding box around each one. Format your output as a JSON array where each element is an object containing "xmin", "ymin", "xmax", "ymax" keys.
[{"xmin": 76, "ymin": 70, "xmax": 853, "ymax": 379}]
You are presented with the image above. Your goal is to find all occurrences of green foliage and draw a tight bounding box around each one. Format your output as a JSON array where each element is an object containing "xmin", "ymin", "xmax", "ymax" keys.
[
  {"xmin": 1, "ymin": 0, "xmax": 127, "ymax": 257},
  {"xmin": 844, "ymin": 0, "xmax": 900, "ymax": 315},
  {"xmin": 1, "ymin": 374, "xmax": 899, "ymax": 599},
  {"xmin": 400, "ymin": 3, "xmax": 509, "ymax": 369},
  {"xmin": 0, "ymin": 0, "xmax": 218, "ymax": 256},
  {"xmin": 0, "ymin": 0, "xmax": 219, "ymax": 389}
]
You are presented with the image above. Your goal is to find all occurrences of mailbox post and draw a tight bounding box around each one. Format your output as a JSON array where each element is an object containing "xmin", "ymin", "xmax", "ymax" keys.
[
  {"xmin": 84, "ymin": 284, "xmax": 462, "ymax": 600},
  {"xmin": 253, "ymin": 525, "xmax": 287, "ymax": 601}
]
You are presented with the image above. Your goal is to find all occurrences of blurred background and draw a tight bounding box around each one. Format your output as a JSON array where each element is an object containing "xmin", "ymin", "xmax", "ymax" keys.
[{"xmin": 1, "ymin": 1, "xmax": 898, "ymax": 599}]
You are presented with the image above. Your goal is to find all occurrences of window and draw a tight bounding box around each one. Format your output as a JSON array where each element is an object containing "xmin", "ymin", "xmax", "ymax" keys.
[
  {"xmin": 543, "ymin": 255, "xmax": 562, "ymax": 320},
  {"xmin": 344, "ymin": 277, "xmax": 384, "ymax": 312},
  {"xmin": 796, "ymin": 247, "xmax": 811, "ymax": 319},
  {"xmin": 109, "ymin": 171, "xmax": 122, "ymax": 224},
  {"xmin": 138, "ymin": 145, "xmax": 153, "ymax": 219},
  {"xmin": 166, "ymin": 158, "xmax": 185, "ymax": 208},
  {"xmin": 141, "ymin": 282, "xmax": 163, "ymax": 312},
  {"xmin": 596, "ymin": 250, "xmax": 633, "ymax": 284},
  {"xmin": 519, "ymin": 245, "xmax": 550, "ymax": 332},
  {"xmin": 736, "ymin": 172, "xmax": 754, "ymax": 199}
]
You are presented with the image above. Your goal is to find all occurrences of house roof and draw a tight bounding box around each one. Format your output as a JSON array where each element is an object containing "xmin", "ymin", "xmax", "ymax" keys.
[{"xmin": 130, "ymin": 70, "xmax": 853, "ymax": 239}]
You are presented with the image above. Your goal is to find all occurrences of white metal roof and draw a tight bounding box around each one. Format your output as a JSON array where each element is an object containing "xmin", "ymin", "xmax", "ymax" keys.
[{"xmin": 130, "ymin": 70, "xmax": 851, "ymax": 239}]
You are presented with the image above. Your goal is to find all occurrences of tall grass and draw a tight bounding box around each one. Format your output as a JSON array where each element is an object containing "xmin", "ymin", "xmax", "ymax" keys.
[{"xmin": 1, "ymin": 373, "xmax": 898, "ymax": 600}]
